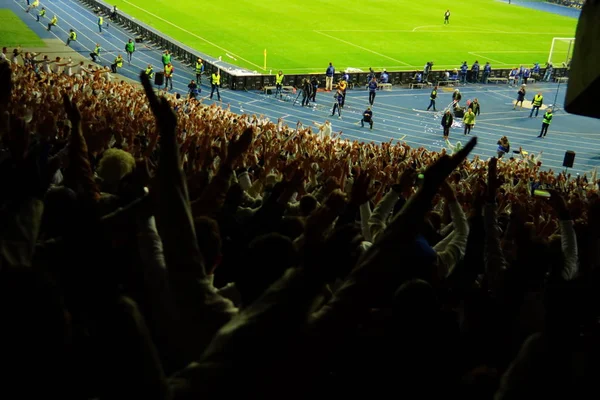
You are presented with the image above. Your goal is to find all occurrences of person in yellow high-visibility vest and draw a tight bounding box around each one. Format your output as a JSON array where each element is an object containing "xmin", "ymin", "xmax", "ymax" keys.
[
  {"xmin": 26, "ymin": 0, "xmax": 39, "ymax": 13},
  {"xmin": 275, "ymin": 70, "xmax": 284, "ymax": 99},
  {"xmin": 164, "ymin": 63, "xmax": 174, "ymax": 90},
  {"xmin": 47, "ymin": 15, "xmax": 58, "ymax": 31},
  {"xmin": 111, "ymin": 54, "xmax": 123, "ymax": 73},
  {"xmin": 463, "ymin": 107, "xmax": 476, "ymax": 135},
  {"xmin": 195, "ymin": 58, "xmax": 204, "ymax": 84},
  {"xmin": 98, "ymin": 15, "xmax": 104, "ymax": 33},
  {"xmin": 145, "ymin": 64, "xmax": 154, "ymax": 80},
  {"xmin": 530, "ymin": 92, "xmax": 543, "ymax": 118},
  {"xmin": 65, "ymin": 29, "xmax": 77, "ymax": 46},
  {"xmin": 210, "ymin": 70, "xmax": 221, "ymax": 101}
]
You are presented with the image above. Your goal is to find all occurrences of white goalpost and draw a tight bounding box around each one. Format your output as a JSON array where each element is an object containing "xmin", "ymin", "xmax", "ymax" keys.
[{"xmin": 548, "ymin": 37, "xmax": 575, "ymax": 66}]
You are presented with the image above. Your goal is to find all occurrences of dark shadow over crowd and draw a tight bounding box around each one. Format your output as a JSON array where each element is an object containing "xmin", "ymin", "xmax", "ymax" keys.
[{"xmin": 1, "ymin": 55, "xmax": 600, "ymax": 400}]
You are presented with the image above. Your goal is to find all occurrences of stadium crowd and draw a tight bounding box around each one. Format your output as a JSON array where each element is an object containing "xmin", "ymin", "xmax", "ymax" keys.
[{"xmin": 2, "ymin": 48, "xmax": 600, "ymax": 400}]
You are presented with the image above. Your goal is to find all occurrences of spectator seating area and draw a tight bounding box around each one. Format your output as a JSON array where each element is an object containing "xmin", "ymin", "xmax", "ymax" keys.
[{"xmin": 2, "ymin": 48, "xmax": 600, "ymax": 399}]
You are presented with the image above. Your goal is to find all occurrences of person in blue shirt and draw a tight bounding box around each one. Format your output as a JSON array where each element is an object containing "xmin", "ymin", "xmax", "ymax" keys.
[
  {"xmin": 523, "ymin": 67, "xmax": 531, "ymax": 84},
  {"xmin": 310, "ymin": 76, "xmax": 319, "ymax": 102},
  {"xmin": 361, "ymin": 106, "xmax": 373, "ymax": 129},
  {"xmin": 482, "ymin": 62, "xmax": 492, "ymax": 84},
  {"xmin": 342, "ymin": 71, "xmax": 350, "ymax": 82},
  {"xmin": 331, "ymin": 89, "xmax": 343, "ymax": 118},
  {"xmin": 460, "ymin": 62, "xmax": 468, "ymax": 84},
  {"xmin": 368, "ymin": 76, "xmax": 378, "ymax": 105},
  {"xmin": 325, "ymin": 62, "xmax": 335, "ymax": 91},
  {"xmin": 379, "ymin": 69, "xmax": 389, "ymax": 84}
]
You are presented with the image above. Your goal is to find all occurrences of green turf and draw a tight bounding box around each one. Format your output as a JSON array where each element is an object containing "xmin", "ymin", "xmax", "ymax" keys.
[
  {"xmin": 0, "ymin": 9, "xmax": 45, "ymax": 48},
  {"xmin": 115, "ymin": 0, "xmax": 577, "ymax": 73}
]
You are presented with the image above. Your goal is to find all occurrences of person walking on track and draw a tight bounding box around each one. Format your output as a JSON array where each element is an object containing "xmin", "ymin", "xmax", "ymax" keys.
[
  {"xmin": 441, "ymin": 110, "xmax": 453, "ymax": 139},
  {"xmin": 368, "ymin": 76, "xmax": 378, "ymax": 106},
  {"xmin": 463, "ymin": 107, "xmax": 476, "ymax": 135},
  {"xmin": 427, "ymin": 86, "xmax": 438, "ymax": 111},
  {"xmin": 125, "ymin": 39, "xmax": 135, "ymax": 64}
]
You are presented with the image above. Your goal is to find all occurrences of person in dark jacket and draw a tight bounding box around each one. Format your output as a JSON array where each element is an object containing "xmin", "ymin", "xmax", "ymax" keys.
[
  {"xmin": 514, "ymin": 84, "xmax": 526, "ymax": 109},
  {"xmin": 471, "ymin": 98, "xmax": 481, "ymax": 116},
  {"xmin": 361, "ymin": 106, "xmax": 373, "ymax": 129},
  {"xmin": 331, "ymin": 89, "xmax": 343, "ymax": 118},
  {"xmin": 310, "ymin": 76, "xmax": 318, "ymax": 103},
  {"xmin": 441, "ymin": 110, "xmax": 453, "ymax": 139},
  {"xmin": 301, "ymin": 78, "xmax": 312, "ymax": 106}
]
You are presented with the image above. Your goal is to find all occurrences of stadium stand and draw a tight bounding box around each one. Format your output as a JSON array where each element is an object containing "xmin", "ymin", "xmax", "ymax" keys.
[{"xmin": 2, "ymin": 21, "xmax": 600, "ymax": 399}]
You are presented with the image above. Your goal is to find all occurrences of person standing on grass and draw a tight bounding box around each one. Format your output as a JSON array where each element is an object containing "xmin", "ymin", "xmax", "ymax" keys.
[
  {"xmin": 361, "ymin": 106, "xmax": 373, "ymax": 129},
  {"xmin": 275, "ymin": 70, "xmax": 284, "ymax": 99},
  {"xmin": 111, "ymin": 54, "xmax": 123, "ymax": 73},
  {"xmin": 537, "ymin": 109, "xmax": 553, "ymax": 138},
  {"xmin": 463, "ymin": 107, "xmax": 475, "ymax": 135},
  {"xmin": 37, "ymin": 7, "xmax": 46, "ymax": 22},
  {"xmin": 98, "ymin": 15, "xmax": 104, "ymax": 33},
  {"xmin": 125, "ymin": 39, "xmax": 135, "ymax": 64},
  {"xmin": 65, "ymin": 29, "xmax": 77, "ymax": 46},
  {"xmin": 47, "ymin": 15, "xmax": 57, "ymax": 31},
  {"xmin": 164, "ymin": 62, "xmax": 174, "ymax": 90},
  {"xmin": 444, "ymin": 9, "xmax": 450, "ymax": 24},
  {"xmin": 90, "ymin": 43, "xmax": 101, "ymax": 62},
  {"xmin": 210, "ymin": 70, "xmax": 221, "ymax": 101},
  {"xmin": 514, "ymin": 84, "xmax": 526, "ymax": 109},
  {"xmin": 427, "ymin": 86, "xmax": 438, "ymax": 111},
  {"xmin": 441, "ymin": 110, "xmax": 453, "ymax": 139},
  {"xmin": 331, "ymin": 89, "xmax": 343, "ymax": 119},
  {"xmin": 368, "ymin": 76, "xmax": 378, "ymax": 106},
  {"xmin": 162, "ymin": 50, "xmax": 171, "ymax": 67},
  {"xmin": 325, "ymin": 62, "xmax": 335, "ymax": 91},
  {"xmin": 530, "ymin": 92, "xmax": 543, "ymax": 117},
  {"xmin": 195, "ymin": 58, "xmax": 204, "ymax": 84}
]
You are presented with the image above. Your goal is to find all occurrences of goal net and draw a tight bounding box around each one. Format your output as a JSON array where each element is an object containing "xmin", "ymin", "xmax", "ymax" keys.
[{"xmin": 548, "ymin": 37, "xmax": 575, "ymax": 67}]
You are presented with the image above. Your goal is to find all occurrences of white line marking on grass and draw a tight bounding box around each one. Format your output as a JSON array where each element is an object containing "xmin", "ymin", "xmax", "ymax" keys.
[
  {"xmin": 122, "ymin": 0, "xmax": 265, "ymax": 70},
  {"xmin": 469, "ymin": 52, "xmax": 508, "ymax": 65},
  {"xmin": 313, "ymin": 30, "xmax": 411, "ymax": 66},
  {"xmin": 412, "ymin": 25, "xmax": 439, "ymax": 32}
]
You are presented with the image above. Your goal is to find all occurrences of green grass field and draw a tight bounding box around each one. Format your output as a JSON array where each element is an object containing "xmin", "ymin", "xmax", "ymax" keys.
[
  {"xmin": 114, "ymin": 0, "xmax": 577, "ymax": 73},
  {"xmin": 0, "ymin": 9, "xmax": 45, "ymax": 48}
]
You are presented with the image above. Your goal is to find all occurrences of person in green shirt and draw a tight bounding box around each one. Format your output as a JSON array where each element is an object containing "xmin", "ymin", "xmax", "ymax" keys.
[
  {"xmin": 125, "ymin": 39, "xmax": 135, "ymax": 64},
  {"xmin": 65, "ymin": 29, "xmax": 77, "ymax": 46},
  {"xmin": 463, "ymin": 107, "xmax": 476, "ymax": 135},
  {"xmin": 161, "ymin": 50, "xmax": 171, "ymax": 67},
  {"xmin": 537, "ymin": 109, "xmax": 553, "ymax": 138}
]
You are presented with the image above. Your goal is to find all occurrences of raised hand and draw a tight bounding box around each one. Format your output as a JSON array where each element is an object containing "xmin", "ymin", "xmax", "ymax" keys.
[{"xmin": 140, "ymin": 71, "xmax": 176, "ymax": 137}]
